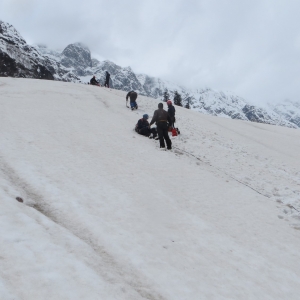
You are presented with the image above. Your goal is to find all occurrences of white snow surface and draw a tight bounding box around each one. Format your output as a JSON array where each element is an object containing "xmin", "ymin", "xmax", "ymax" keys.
[{"xmin": 0, "ymin": 78, "xmax": 300, "ymax": 300}]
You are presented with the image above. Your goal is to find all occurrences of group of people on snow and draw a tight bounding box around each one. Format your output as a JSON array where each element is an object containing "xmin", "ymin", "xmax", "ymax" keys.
[
  {"xmin": 89, "ymin": 73, "xmax": 178, "ymax": 150},
  {"xmin": 89, "ymin": 71, "xmax": 110, "ymax": 87},
  {"xmin": 135, "ymin": 99, "xmax": 177, "ymax": 150}
]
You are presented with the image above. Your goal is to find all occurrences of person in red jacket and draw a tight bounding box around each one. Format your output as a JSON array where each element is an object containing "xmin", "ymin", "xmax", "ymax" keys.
[
  {"xmin": 149, "ymin": 103, "xmax": 172, "ymax": 149},
  {"xmin": 167, "ymin": 100, "xmax": 176, "ymax": 128}
]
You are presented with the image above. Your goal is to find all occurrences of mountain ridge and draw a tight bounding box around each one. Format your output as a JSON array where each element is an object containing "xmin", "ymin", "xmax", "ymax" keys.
[{"xmin": 0, "ymin": 20, "xmax": 299, "ymax": 129}]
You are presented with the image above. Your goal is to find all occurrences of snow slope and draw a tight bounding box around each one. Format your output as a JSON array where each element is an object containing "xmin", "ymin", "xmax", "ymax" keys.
[{"xmin": 0, "ymin": 78, "xmax": 300, "ymax": 300}]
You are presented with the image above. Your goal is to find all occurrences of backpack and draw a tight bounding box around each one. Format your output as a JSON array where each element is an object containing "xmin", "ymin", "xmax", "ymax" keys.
[
  {"xmin": 170, "ymin": 128, "xmax": 180, "ymax": 136},
  {"xmin": 171, "ymin": 128, "xmax": 178, "ymax": 136}
]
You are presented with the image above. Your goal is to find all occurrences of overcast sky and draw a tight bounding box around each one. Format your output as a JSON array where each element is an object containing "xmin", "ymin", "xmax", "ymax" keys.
[{"xmin": 1, "ymin": 0, "xmax": 300, "ymax": 105}]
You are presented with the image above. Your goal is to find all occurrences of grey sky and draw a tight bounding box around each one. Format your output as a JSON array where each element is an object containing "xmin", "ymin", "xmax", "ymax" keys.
[{"xmin": 1, "ymin": 0, "xmax": 300, "ymax": 104}]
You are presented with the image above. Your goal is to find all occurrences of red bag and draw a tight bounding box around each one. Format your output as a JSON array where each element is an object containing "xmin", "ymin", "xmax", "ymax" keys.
[{"xmin": 172, "ymin": 128, "xmax": 178, "ymax": 136}]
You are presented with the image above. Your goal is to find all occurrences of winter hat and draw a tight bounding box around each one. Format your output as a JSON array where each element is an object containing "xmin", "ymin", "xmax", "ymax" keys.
[
  {"xmin": 167, "ymin": 100, "xmax": 172, "ymax": 105},
  {"xmin": 143, "ymin": 114, "xmax": 149, "ymax": 119},
  {"xmin": 158, "ymin": 103, "xmax": 163, "ymax": 109}
]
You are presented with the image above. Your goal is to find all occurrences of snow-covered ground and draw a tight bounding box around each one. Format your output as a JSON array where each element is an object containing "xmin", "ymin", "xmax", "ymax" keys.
[{"xmin": 0, "ymin": 77, "xmax": 300, "ymax": 300}]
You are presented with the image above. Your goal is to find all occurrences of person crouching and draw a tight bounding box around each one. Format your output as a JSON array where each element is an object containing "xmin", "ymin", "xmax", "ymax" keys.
[
  {"xmin": 135, "ymin": 114, "xmax": 158, "ymax": 139},
  {"xmin": 126, "ymin": 91, "xmax": 138, "ymax": 110}
]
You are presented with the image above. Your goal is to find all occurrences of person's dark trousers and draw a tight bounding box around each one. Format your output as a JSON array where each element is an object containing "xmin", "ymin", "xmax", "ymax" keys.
[
  {"xmin": 149, "ymin": 128, "xmax": 157, "ymax": 137},
  {"xmin": 157, "ymin": 122, "xmax": 172, "ymax": 149},
  {"xmin": 170, "ymin": 117, "xmax": 175, "ymax": 128},
  {"xmin": 105, "ymin": 80, "xmax": 109, "ymax": 88},
  {"xmin": 139, "ymin": 127, "xmax": 157, "ymax": 137}
]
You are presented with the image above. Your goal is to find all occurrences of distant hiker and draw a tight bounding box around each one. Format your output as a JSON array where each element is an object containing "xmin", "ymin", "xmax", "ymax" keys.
[
  {"xmin": 135, "ymin": 114, "xmax": 158, "ymax": 139},
  {"xmin": 90, "ymin": 75, "xmax": 100, "ymax": 86},
  {"xmin": 149, "ymin": 103, "xmax": 172, "ymax": 150},
  {"xmin": 104, "ymin": 71, "xmax": 110, "ymax": 88},
  {"xmin": 167, "ymin": 100, "xmax": 176, "ymax": 128},
  {"xmin": 126, "ymin": 91, "xmax": 138, "ymax": 110}
]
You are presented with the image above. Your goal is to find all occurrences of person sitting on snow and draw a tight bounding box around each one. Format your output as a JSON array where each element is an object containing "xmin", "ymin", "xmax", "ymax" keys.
[
  {"xmin": 126, "ymin": 90, "xmax": 138, "ymax": 110},
  {"xmin": 135, "ymin": 114, "xmax": 158, "ymax": 139},
  {"xmin": 167, "ymin": 100, "xmax": 176, "ymax": 128},
  {"xmin": 90, "ymin": 75, "xmax": 100, "ymax": 86}
]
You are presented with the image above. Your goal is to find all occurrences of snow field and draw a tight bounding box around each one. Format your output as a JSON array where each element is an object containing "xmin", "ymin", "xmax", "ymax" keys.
[{"xmin": 0, "ymin": 77, "xmax": 300, "ymax": 299}]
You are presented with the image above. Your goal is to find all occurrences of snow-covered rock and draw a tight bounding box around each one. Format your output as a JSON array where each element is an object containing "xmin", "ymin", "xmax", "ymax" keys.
[
  {"xmin": 0, "ymin": 21, "xmax": 78, "ymax": 81},
  {"xmin": 35, "ymin": 44, "xmax": 62, "ymax": 62},
  {"xmin": 191, "ymin": 88, "xmax": 297, "ymax": 128},
  {"xmin": 60, "ymin": 43, "xmax": 92, "ymax": 76},
  {"xmin": 269, "ymin": 100, "xmax": 300, "ymax": 128},
  {"xmin": 0, "ymin": 21, "xmax": 53, "ymax": 79}
]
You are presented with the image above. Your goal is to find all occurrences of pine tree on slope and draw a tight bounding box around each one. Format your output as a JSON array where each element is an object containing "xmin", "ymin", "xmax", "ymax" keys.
[
  {"xmin": 163, "ymin": 88, "xmax": 170, "ymax": 102},
  {"xmin": 173, "ymin": 91, "xmax": 183, "ymax": 107}
]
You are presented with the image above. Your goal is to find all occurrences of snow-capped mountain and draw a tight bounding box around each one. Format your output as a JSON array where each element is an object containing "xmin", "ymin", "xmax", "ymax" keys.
[
  {"xmin": 0, "ymin": 20, "xmax": 299, "ymax": 129},
  {"xmin": 190, "ymin": 89, "xmax": 298, "ymax": 128},
  {"xmin": 269, "ymin": 100, "xmax": 300, "ymax": 128},
  {"xmin": 60, "ymin": 43, "xmax": 93, "ymax": 76},
  {"xmin": 0, "ymin": 21, "xmax": 78, "ymax": 81},
  {"xmin": 0, "ymin": 21, "xmax": 53, "ymax": 80}
]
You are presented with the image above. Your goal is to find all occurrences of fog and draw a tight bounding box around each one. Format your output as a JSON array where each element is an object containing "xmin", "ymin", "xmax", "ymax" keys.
[{"xmin": 1, "ymin": 0, "xmax": 300, "ymax": 104}]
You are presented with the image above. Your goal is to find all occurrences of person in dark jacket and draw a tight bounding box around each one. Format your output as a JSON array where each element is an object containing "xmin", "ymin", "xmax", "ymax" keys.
[
  {"xmin": 167, "ymin": 100, "xmax": 176, "ymax": 128},
  {"xmin": 90, "ymin": 75, "xmax": 100, "ymax": 86},
  {"xmin": 149, "ymin": 103, "xmax": 172, "ymax": 149},
  {"xmin": 104, "ymin": 71, "xmax": 110, "ymax": 88},
  {"xmin": 135, "ymin": 114, "xmax": 158, "ymax": 138},
  {"xmin": 126, "ymin": 91, "xmax": 138, "ymax": 110}
]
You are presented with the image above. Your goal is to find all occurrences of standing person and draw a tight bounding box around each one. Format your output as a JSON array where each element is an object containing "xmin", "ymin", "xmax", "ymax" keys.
[
  {"xmin": 126, "ymin": 90, "xmax": 138, "ymax": 110},
  {"xmin": 104, "ymin": 71, "xmax": 110, "ymax": 88},
  {"xmin": 167, "ymin": 100, "xmax": 176, "ymax": 128},
  {"xmin": 135, "ymin": 114, "xmax": 158, "ymax": 139},
  {"xmin": 149, "ymin": 103, "xmax": 172, "ymax": 150}
]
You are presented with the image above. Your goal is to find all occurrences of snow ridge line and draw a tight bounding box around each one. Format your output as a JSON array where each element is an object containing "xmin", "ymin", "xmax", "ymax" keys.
[
  {"xmin": 287, "ymin": 204, "xmax": 300, "ymax": 214},
  {"xmin": 172, "ymin": 146, "xmax": 271, "ymax": 199}
]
